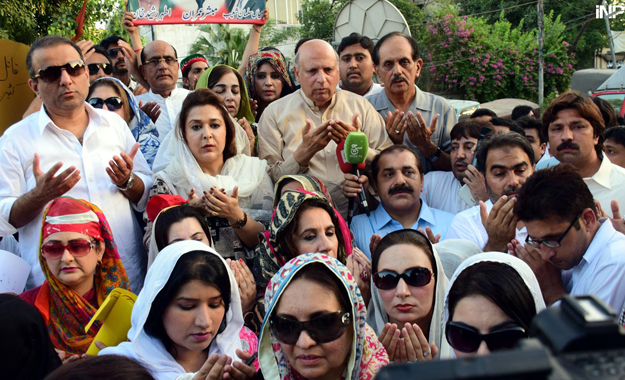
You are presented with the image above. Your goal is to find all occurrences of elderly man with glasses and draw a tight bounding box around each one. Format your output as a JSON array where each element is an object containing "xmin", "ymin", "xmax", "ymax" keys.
[
  {"xmin": 512, "ymin": 164, "xmax": 625, "ymax": 310},
  {"xmin": 0, "ymin": 35, "xmax": 153, "ymax": 292}
]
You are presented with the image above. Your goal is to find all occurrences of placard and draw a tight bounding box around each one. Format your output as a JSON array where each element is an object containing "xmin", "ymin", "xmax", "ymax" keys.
[
  {"xmin": 0, "ymin": 250, "xmax": 31, "ymax": 294},
  {"xmin": 127, "ymin": 0, "xmax": 266, "ymax": 25},
  {"xmin": 0, "ymin": 39, "xmax": 33, "ymax": 136}
]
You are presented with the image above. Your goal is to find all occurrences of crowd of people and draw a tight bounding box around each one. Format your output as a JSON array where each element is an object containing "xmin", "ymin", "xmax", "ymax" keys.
[{"xmin": 2, "ymin": 10, "xmax": 625, "ymax": 380}]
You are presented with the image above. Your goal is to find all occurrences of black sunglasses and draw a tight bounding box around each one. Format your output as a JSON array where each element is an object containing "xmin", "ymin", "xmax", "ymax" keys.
[
  {"xmin": 31, "ymin": 60, "xmax": 86, "ymax": 82},
  {"xmin": 88, "ymin": 97, "xmax": 123, "ymax": 111},
  {"xmin": 373, "ymin": 267, "xmax": 433, "ymax": 290},
  {"xmin": 446, "ymin": 321, "xmax": 527, "ymax": 353},
  {"xmin": 269, "ymin": 311, "xmax": 351, "ymax": 345},
  {"xmin": 107, "ymin": 48, "xmax": 125, "ymax": 59},
  {"xmin": 88, "ymin": 63, "xmax": 113, "ymax": 76}
]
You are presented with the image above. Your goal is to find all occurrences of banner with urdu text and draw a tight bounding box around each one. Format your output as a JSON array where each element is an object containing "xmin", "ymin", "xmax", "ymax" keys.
[{"xmin": 127, "ymin": 0, "xmax": 266, "ymax": 25}]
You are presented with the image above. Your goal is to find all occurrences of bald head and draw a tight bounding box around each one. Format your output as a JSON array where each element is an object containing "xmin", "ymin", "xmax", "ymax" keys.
[
  {"xmin": 140, "ymin": 40, "xmax": 179, "ymax": 96},
  {"xmin": 294, "ymin": 39, "xmax": 339, "ymax": 70},
  {"xmin": 293, "ymin": 39, "xmax": 340, "ymax": 109}
]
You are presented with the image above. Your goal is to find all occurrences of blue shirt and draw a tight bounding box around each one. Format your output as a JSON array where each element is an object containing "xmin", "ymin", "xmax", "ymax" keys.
[{"xmin": 350, "ymin": 200, "xmax": 455, "ymax": 259}]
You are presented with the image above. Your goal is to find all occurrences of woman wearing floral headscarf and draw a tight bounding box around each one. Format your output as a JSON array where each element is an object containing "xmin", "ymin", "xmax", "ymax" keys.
[
  {"xmin": 19, "ymin": 196, "xmax": 130, "ymax": 357},
  {"xmin": 244, "ymin": 48, "xmax": 295, "ymax": 122},
  {"xmin": 259, "ymin": 253, "xmax": 389, "ymax": 380}
]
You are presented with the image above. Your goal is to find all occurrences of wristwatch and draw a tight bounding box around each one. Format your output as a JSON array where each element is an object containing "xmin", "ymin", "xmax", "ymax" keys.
[
  {"xmin": 117, "ymin": 172, "xmax": 135, "ymax": 192},
  {"xmin": 427, "ymin": 147, "xmax": 442, "ymax": 163},
  {"xmin": 230, "ymin": 212, "xmax": 248, "ymax": 229}
]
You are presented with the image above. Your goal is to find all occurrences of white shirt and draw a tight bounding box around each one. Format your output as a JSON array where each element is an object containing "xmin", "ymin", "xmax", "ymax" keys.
[
  {"xmin": 422, "ymin": 171, "xmax": 472, "ymax": 214},
  {"xmin": 584, "ymin": 157, "xmax": 625, "ymax": 219},
  {"xmin": 337, "ymin": 82, "xmax": 383, "ymax": 98},
  {"xmin": 0, "ymin": 104, "xmax": 153, "ymax": 291},
  {"xmin": 445, "ymin": 200, "xmax": 527, "ymax": 249},
  {"xmin": 136, "ymin": 88, "xmax": 190, "ymax": 142},
  {"xmin": 562, "ymin": 220, "xmax": 625, "ymax": 312}
]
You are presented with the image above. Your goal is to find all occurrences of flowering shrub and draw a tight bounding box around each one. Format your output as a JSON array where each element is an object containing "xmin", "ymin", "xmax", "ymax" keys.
[{"xmin": 422, "ymin": 10, "xmax": 575, "ymax": 103}]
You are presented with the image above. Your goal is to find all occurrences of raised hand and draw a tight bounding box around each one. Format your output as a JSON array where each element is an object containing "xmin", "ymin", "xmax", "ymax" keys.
[
  {"xmin": 398, "ymin": 323, "xmax": 437, "ymax": 362},
  {"xmin": 385, "ymin": 110, "xmax": 406, "ymax": 144},
  {"xmin": 228, "ymin": 259, "xmax": 257, "ymax": 314},
  {"xmin": 193, "ymin": 354, "xmax": 231, "ymax": 380},
  {"xmin": 32, "ymin": 153, "xmax": 81, "ymax": 202},
  {"xmin": 462, "ymin": 164, "xmax": 489, "ymax": 203},
  {"xmin": 106, "ymin": 142, "xmax": 139, "ymax": 188},
  {"xmin": 223, "ymin": 349, "xmax": 257, "ymax": 380},
  {"xmin": 122, "ymin": 11, "xmax": 138, "ymax": 35},
  {"xmin": 139, "ymin": 100, "xmax": 161, "ymax": 123},
  {"xmin": 203, "ymin": 186, "xmax": 244, "ymax": 225},
  {"xmin": 417, "ymin": 226, "xmax": 441, "ymax": 244},
  {"xmin": 76, "ymin": 40, "xmax": 95, "ymax": 61},
  {"xmin": 405, "ymin": 112, "xmax": 439, "ymax": 152},
  {"xmin": 293, "ymin": 119, "xmax": 332, "ymax": 166},
  {"xmin": 481, "ymin": 196, "xmax": 518, "ymax": 252},
  {"xmin": 378, "ymin": 323, "xmax": 402, "ymax": 361},
  {"xmin": 329, "ymin": 113, "xmax": 360, "ymax": 143}
]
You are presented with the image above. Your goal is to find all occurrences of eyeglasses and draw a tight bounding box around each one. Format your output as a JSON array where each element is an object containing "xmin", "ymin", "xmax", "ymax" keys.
[
  {"xmin": 31, "ymin": 60, "xmax": 86, "ymax": 82},
  {"xmin": 373, "ymin": 267, "xmax": 433, "ymax": 290},
  {"xmin": 107, "ymin": 48, "xmax": 125, "ymax": 59},
  {"xmin": 525, "ymin": 211, "xmax": 582, "ymax": 249},
  {"xmin": 41, "ymin": 239, "xmax": 96, "ymax": 260},
  {"xmin": 144, "ymin": 57, "xmax": 178, "ymax": 67},
  {"xmin": 269, "ymin": 311, "xmax": 351, "ymax": 345},
  {"xmin": 88, "ymin": 97, "xmax": 123, "ymax": 111},
  {"xmin": 87, "ymin": 63, "xmax": 113, "ymax": 76},
  {"xmin": 446, "ymin": 321, "xmax": 527, "ymax": 353}
]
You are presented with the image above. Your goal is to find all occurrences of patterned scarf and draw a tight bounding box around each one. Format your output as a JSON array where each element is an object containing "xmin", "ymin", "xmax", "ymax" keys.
[
  {"xmin": 35, "ymin": 196, "xmax": 130, "ymax": 356},
  {"xmin": 244, "ymin": 48, "xmax": 295, "ymax": 103},
  {"xmin": 258, "ymin": 253, "xmax": 389, "ymax": 380},
  {"xmin": 272, "ymin": 174, "xmax": 334, "ymax": 208}
]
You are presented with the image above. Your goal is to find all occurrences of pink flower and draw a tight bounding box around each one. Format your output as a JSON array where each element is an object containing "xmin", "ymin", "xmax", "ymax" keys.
[{"xmin": 563, "ymin": 41, "xmax": 569, "ymax": 46}]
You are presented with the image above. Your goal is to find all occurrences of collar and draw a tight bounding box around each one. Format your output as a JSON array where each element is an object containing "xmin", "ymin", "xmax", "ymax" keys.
[
  {"xmin": 375, "ymin": 85, "xmax": 429, "ymax": 112},
  {"xmin": 580, "ymin": 219, "xmax": 614, "ymax": 266},
  {"xmin": 148, "ymin": 87, "xmax": 178, "ymax": 99},
  {"xmin": 299, "ymin": 88, "xmax": 337, "ymax": 113},
  {"xmin": 587, "ymin": 157, "xmax": 612, "ymax": 189},
  {"xmin": 372, "ymin": 199, "xmax": 435, "ymax": 230},
  {"xmin": 37, "ymin": 102, "xmax": 101, "ymax": 136}
]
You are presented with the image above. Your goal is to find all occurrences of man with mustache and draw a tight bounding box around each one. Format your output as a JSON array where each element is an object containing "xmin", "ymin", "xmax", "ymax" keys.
[
  {"xmin": 446, "ymin": 132, "xmax": 535, "ymax": 251},
  {"xmin": 421, "ymin": 121, "xmax": 490, "ymax": 214},
  {"xmin": 258, "ymin": 39, "xmax": 391, "ymax": 217},
  {"xmin": 135, "ymin": 41, "xmax": 191, "ymax": 141},
  {"xmin": 0, "ymin": 36, "xmax": 153, "ymax": 291},
  {"xmin": 543, "ymin": 91, "xmax": 625, "ymax": 218},
  {"xmin": 366, "ymin": 32, "xmax": 456, "ymax": 173},
  {"xmin": 100, "ymin": 36, "xmax": 139, "ymax": 92},
  {"xmin": 337, "ymin": 33, "xmax": 383, "ymax": 97},
  {"xmin": 350, "ymin": 145, "xmax": 454, "ymax": 258},
  {"xmin": 512, "ymin": 165, "xmax": 625, "ymax": 309}
]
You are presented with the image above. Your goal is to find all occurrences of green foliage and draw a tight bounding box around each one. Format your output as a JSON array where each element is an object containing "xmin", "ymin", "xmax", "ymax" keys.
[
  {"xmin": 259, "ymin": 19, "xmax": 301, "ymax": 48},
  {"xmin": 189, "ymin": 24, "xmax": 248, "ymax": 67},
  {"xmin": 297, "ymin": 0, "xmax": 348, "ymax": 41},
  {"xmin": 423, "ymin": 9, "xmax": 575, "ymax": 103}
]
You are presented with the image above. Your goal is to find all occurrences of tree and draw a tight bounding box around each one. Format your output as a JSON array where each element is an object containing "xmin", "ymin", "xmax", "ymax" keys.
[
  {"xmin": 297, "ymin": 0, "xmax": 348, "ymax": 41},
  {"xmin": 189, "ymin": 24, "xmax": 248, "ymax": 67},
  {"xmin": 0, "ymin": 0, "xmax": 122, "ymax": 45}
]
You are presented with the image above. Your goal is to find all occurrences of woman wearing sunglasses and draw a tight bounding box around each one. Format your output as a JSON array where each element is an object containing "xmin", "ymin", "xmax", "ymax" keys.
[
  {"xmin": 441, "ymin": 252, "xmax": 546, "ymax": 358},
  {"xmin": 99, "ymin": 241, "xmax": 259, "ymax": 380},
  {"xmin": 19, "ymin": 196, "xmax": 130, "ymax": 358},
  {"xmin": 87, "ymin": 77, "xmax": 160, "ymax": 167},
  {"xmin": 368, "ymin": 229, "xmax": 449, "ymax": 363},
  {"xmin": 259, "ymin": 253, "xmax": 388, "ymax": 380}
]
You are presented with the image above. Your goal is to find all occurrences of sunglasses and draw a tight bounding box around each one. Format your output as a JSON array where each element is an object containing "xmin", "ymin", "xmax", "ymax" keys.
[
  {"xmin": 107, "ymin": 48, "xmax": 125, "ymax": 59},
  {"xmin": 31, "ymin": 60, "xmax": 86, "ymax": 82},
  {"xmin": 88, "ymin": 97, "xmax": 124, "ymax": 111},
  {"xmin": 373, "ymin": 267, "xmax": 433, "ymax": 290},
  {"xmin": 41, "ymin": 239, "xmax": 96, "ymax": 260},
  {"xmin": 270, "ymin": 311, "xmax": 351, "ymax": 345},
  {"xmin": 445, "ymin": 321, "xmax": 527, "ymax": 353},
  {"xmin": 88, "ymin": 63, "xmax": 113, "ymax": 76}
]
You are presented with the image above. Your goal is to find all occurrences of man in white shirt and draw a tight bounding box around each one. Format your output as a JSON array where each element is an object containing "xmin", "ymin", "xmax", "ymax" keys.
[
  {"xmin": 135, "ymin": 40, "xmax": 191, "ymax": 141},
  {"xmin": 0, "ymin": 36, "xmax": 152, "ymax": 290},
  {"xmin": 446, "ymin": 132, "xmax": 535, "ymax": 251},
  {"xmin": 349, "ymin": 145, "xmax": 455, "ymax": 258},
  {"xmin": 337, "ymin": 33, "xmax": 383, "ymax": 98},
  {"xmin": 512, "ymin": 165, "xmax": 625, "ymax": 311},
  {"xmin": 542, "ymin": 91, "xmax": 625, "ymax": 218},
  {"xmin": 422, "ymin": 120, "xmax": 489, "ymax": 214}
]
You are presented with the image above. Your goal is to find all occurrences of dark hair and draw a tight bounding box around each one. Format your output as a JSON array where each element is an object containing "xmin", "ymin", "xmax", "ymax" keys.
[
  {"xmin": 283, "ymin": 262, "xmax": 351, "ymax": 314},
  {"xmin": 278, "ymin": 198, "xmax": 346, "ymax": 260},
  {"xmin": 373, "ymin": 32, "xmax": 419, "ymax": 66},
  {"xmin": 44, "ymin": 355, "xmax": 154, "ymax": 380},
  {"xmin": 88, "ymin": 79, "xmax": 133, "ymax": 123},
  {"xmin": 294, "ymin": 38, "xmax": 314, "ymax": 55},
  {"xmin": 511, "ymin": 105, "xmax": 534, "ymax": 120},
  {"xmin": 542, "ymin": 91, "xmax": 605, "ymax": 156},
  {"xmin": 370, "ymin": 145, "xmax": 423, "ymax": 187},
  {"xmin": 337, "ymin": 33, "xmax": 375, "ymax": 56},
  {"xmin": 591, "ymin": 96, "xmax": 619, "ymax": 128},
  {"xmin": 154, "ymin": 205, "xmax": 212, "ymax": 251},
  {"xmin": 144, "ymin": 251, "xmax": 231, "ymax": 356},
  {"xmin": 476, "ymin": 132, "xmax": 535, "ymax": 174},
  {"xmin": 470, "ymin": 108, "xmax": 497, "ymax": 119},
  {"xmin": 450, "ymin": 120, "xmax": 484, "ymax": 141},
  {"xmin": 27, "ymin": 35, "xmax": 84, "ymax": 78},
  {"xmin": 605, "ymin": 125, "xmax": 625, "ymax": 146},
  {"xmin": 514, "ymin": 164, "xmax": 597, "ymax": 223},
  {"xmin": 206, "ymin": 65, "xmax": 241, "ymax": 91},
  {"xmin": 177, "ymin": 88, "xmax": 237, "ymax": 162},
  {"xmin": 516, "ymin": 115, "xmax": 546, "ymax": 144},
  {"xmin": 447, "ymin": 262, "xmax": 537, "ymax": 332},
  {"xmin": 372, "ymin": 229, "xmax": 436, "ymax": 278},
  {"xmin": 99, "ymin": 35, "xmax": 127, "ymax": 50},
  {"xmin": 90, "ymin": 45, "xmax": 112, "ymax": 64},
  {"xmin": 490, "ymin": 118, "xmax": 525, "ymax": 136}
]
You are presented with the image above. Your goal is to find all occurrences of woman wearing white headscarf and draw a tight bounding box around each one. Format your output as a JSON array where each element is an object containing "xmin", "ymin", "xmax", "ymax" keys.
[
  {"xmin": 99, "ymin": 241, "xmax": 258, "ymax": 380},
  {"xmin": 367, "ymin": 229, "xmax": 449, "ymax": 363},
  {"xmin": 440, "ymin": 252, "xmax": 546, "ymax": 359}
]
